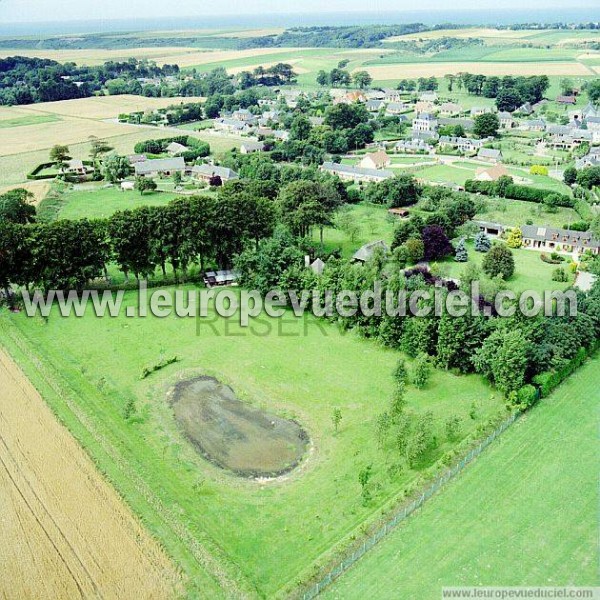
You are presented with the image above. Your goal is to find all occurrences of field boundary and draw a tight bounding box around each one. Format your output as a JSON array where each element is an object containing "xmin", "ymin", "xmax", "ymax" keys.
[{"xmin": 301, "ymin": 411, "xmax": 521, "ymax": 600}]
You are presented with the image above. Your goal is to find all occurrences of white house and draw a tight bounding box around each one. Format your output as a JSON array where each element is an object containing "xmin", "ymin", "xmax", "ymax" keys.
[
  {"xmin": 412, "ymin": 113, "xmax": 438, "ymax": 133},
  {"xmin": 359, "ymin": 151, "xmax": 391, "ymax": 170}
]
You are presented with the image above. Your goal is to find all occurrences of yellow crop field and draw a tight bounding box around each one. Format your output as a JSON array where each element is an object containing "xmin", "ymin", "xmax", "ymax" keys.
[
  {"xmin": 362, "ymin": 61, "xmax": 592, "ymax": 80},
  {"xmin": 19, "ymin": 94, "xmax": 205, "ymax": 120},
  {"xmin": 0, "ymin": 117, "xmax": 142, "ymax": 156},
  {"xmin": 0, "ymin": 46, "xmax": 308, "ymax": 68},
  {"xmin": 0, "ymin": 47, "xmax": 207, "ymax": 66},
  {"xmin": 0, "ymin": 180, "xmax": 52, "ymax": 205},
  {"xmin": 0, "ymin": 348, "xmax": 181, "ymax": 599},
  {"xmin": 386, "ymin": 28, "xmax": 555, "ymax": 43}
]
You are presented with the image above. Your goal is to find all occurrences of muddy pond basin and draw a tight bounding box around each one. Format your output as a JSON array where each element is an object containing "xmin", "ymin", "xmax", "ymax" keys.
[{"xmin": 170, "ymin": 376, "xmax": 309, "ymax": 478}]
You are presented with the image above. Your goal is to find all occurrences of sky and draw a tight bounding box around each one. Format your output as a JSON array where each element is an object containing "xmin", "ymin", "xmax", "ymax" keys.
[{"xmin": 1, "ymin": 0, "xmax": 597, "ymax": 24}]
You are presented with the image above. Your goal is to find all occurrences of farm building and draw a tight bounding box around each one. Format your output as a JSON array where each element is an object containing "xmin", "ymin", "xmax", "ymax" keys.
[
  {"xmin": 556, "ymin": 95, "xmax": 577, "ymax": 105},
  {"xmin": 62, "ymin": 159, "xmax": 92, "ymax": 176},
  {"xmin": 166, "ymin": 142, "xmax": 188, "ymax": 156},
  {"xmin": 240, "ymin": 141, "xmax": 265, "ymax": 154},
  {"xmin": 192, "ymin": 164, "xmax": 239, "ymax": 183},
  {"xmin": 320, "ymin": 162, "xmax": 393, "ymax": 184},
  {"xmin": 134, "ymin": 157, "xmax": 185, "ymax": 177},
  {"xmin": 473, "ymin": 220, "xmax": 505, "ymax": 238},
  {"xmin": 521, "ymin": 225, "xmax": 600, "ymax": 256},
  {"xmin": 127, "ymin": 154, "xmax": 147, "ymax": 165},
  {"xmin": 352, "ymin": 240, "xmax": 389, "ymax": 263},
  {"xmin": 203, "ymin": 270, "xmax": 239, "ymax": 288},
  {"xmin": 477, "ymin": 148, "xmax": 503, "ymax": 162},
  {"xmin": 474, "ymin": 164, "xmax": 509, "ymax": 182},
  {"xmin": 359, "ymin": 151, "xmax": 391, "ymax": 170}
]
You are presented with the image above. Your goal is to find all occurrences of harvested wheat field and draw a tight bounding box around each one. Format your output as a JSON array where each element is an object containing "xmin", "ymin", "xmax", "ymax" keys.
[
  {"xmin": 17, "ymin": 95, "xmax": 206, "ymax": 120},
  {"xmin": 0, "ymin": 180, "xmax": 51, "ymax": 205},
  {"xmin": 0, "ymin": 348, "xmax": 181, "ymax": 600},
  {"xmin": 363, "ymin": 61, "xmax": 591, "ymax": 79},
  {"xmin": 0, "ymin": 47, "xmax": 208, "ymax": 66}
]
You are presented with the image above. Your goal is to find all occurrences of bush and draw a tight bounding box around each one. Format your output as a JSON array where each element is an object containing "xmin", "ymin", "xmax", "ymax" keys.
[
  {"xmin": 563, "ymin": 220, "xmax": 590, "ymax": 232},
  {"xmin": 140, "ymin": 356, "xmax": 179, "ymax": 379},
  {"xmin": 551, "ymin": 267, "xmax": 569, "ymax": 282},
  {"xmin": 482, "ymin": 243, "xmax": 515, "ymax": 279},
  {"xmin": 530, "ymin": 165, "xmax": 549, "ymax": 176},
  {"xmin": 540, "ymin": 253, "xmax": 563, "ymax": 265},
  {"xmin": 474, "ymin": 231, "xmax": 491, "ymax": 252},
  {"xmin": 533, "ymin": 347, "xmax": 590, "ymax": 398},
  {"xmin": 513, "ymin": 385, "xmax": 539, "ymax": 410}
]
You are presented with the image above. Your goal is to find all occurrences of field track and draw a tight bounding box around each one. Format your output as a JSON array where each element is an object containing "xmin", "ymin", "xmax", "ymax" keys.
[{"xmin": 0, "ymin": 348, "xmax": 180, "ymax": 599}]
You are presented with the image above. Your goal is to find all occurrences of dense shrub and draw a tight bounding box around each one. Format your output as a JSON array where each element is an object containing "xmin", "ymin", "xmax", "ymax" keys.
[{"xmin": 465, "ymin": 179, "xmax": 573, "ymax": 207}]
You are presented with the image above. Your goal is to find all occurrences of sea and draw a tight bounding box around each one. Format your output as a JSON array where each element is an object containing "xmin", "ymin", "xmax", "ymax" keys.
[{"xmin": 0, "ymin": 8, "xmax": 598, "ymax": 37}]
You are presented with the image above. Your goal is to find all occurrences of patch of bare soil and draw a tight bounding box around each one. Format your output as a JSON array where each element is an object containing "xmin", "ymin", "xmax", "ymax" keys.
[{"xmin": 170, "ymin": 376, "xmax": 309, "ymax": 478}]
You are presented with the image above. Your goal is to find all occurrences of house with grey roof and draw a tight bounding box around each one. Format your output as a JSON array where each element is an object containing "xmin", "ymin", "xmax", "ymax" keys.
[
  {"xmin": 477, "ymin": 148, "xmax": 503, "ymax": 162},
  {"xmin": 166, "ymin": 141, "xmax": 188, "ymax": 156},
  {"xmin": 240, "ymin": 141, "xmax": 265, "ymax": 154},
  {"xmin": 438, "ymin": 117, "xmax": 474, "ymax": 132},
  {"xmin": 134, "ymin": 157, "xmax": 185, "ymax": 177},
  {"xmin": 366, "ymin": 99, "xmax": 385, "ymax": 112},
  {"xmin": 191, "ymin": 164, "xmax": 239, "ymax": 183},
  {"xmin": 498, "ymin": 112, "xmax": 516, "ymax": 129},
  {"xmin": 575, "ymin": 147, "xmax": 600, "ymax": 169},
  {"xmin": 214, "ymin": 118, "xmax": 255, "ymax": 134},
  {"xmin": 320, "ymin": 162, "xmax": 394, "ymax": 184},
  {"xmin": 385, "ymin": 102, "xmax": 410, "ymax": 116},
  {"xmin": 521, "ymin": 225, "xmax": 600, "ymax": 256},
  {"xmin": 520, "ymin": 119, "xmax": 546, "ymax": 132},
  {"xmin": 439, "ymin": 136, "xmax": 484, "ymax": 153},
  {"xmin": 352, "ymin": 240, "xmax": 389, "ymax": 263}
]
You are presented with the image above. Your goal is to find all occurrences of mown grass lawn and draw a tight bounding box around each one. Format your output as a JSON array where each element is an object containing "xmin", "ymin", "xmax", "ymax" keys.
[
  {"xmin": 324, "ymin": 355, "xmax": 599, "ymax": 599},
  {"xmin": 437, "ymin": 241, "xmax": 576, "ymax": 295},
  {"xmin": 316, "ymin": 202, "xmax": 397, "ymax": 258},
  {"xmin": 0, "ymin": 288, "xmax": 503, "ymax": 598},
  {"xmin": 474, "ymin": 197, "xmax": 580, "ymax": 230},
  {"xmin": 56, "ymin": 184, "xmax": 179, "ymax": 219}
]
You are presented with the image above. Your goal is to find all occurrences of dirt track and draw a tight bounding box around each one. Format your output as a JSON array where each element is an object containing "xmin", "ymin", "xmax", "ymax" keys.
[{"xmin": 0, "ymin": 348, "xmax": 181, "ymax": 599}]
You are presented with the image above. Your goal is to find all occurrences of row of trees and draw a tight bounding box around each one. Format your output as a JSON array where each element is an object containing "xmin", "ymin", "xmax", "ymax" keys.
[
  {"xmin": 0, "ymin": 175, "xmax": 344, "ymax": 292},
  {"xmin": 443, "ymin": 73, "xmax": 550, "ymax": 112},
  {"xmin": 0, "ymin": 56, "xmax": 180, "ymax": 105}
]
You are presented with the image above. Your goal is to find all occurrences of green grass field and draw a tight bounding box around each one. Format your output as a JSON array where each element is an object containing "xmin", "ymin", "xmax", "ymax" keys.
[
  {"xmin": 0, "ymin": 288, "xmax": 504, "ymax": 598},
  {"xmin": 324, "ymin": 354, "xmax": 599, "ymax": 599},
  {"xmin": 39, "ymin": 183, "xmax": 178, "ymax": 219},
  {"xmin": 437, "ymin": 241, "xmax": 576, "ymax": 295},
  {"xmin": 317, "ymin": 203, "xmax": 397, "ymax": 258},
  {"xmin": 474, "ymin": 197, "xmax": 580, "ymax": 229},
  {"xmin": 0, "ymin": 114, "xmax": 61, "ymax": 129}
]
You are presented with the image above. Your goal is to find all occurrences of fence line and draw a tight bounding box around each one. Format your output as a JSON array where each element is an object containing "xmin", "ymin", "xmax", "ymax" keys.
[{"xmin": 301, "ymin": 411, "xmax": 520, "ymax": 600}]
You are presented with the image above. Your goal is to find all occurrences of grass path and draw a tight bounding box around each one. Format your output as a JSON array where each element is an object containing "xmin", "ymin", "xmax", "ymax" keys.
[{"xmin": 324, "ymin": 356, "xmax": 599, "ymax": 599}]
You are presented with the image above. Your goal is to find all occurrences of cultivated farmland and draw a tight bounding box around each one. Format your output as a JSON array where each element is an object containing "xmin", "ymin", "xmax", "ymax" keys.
[{"xmin": 0, "ymin": 347, "xmax": 182, "ymax": 599}]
